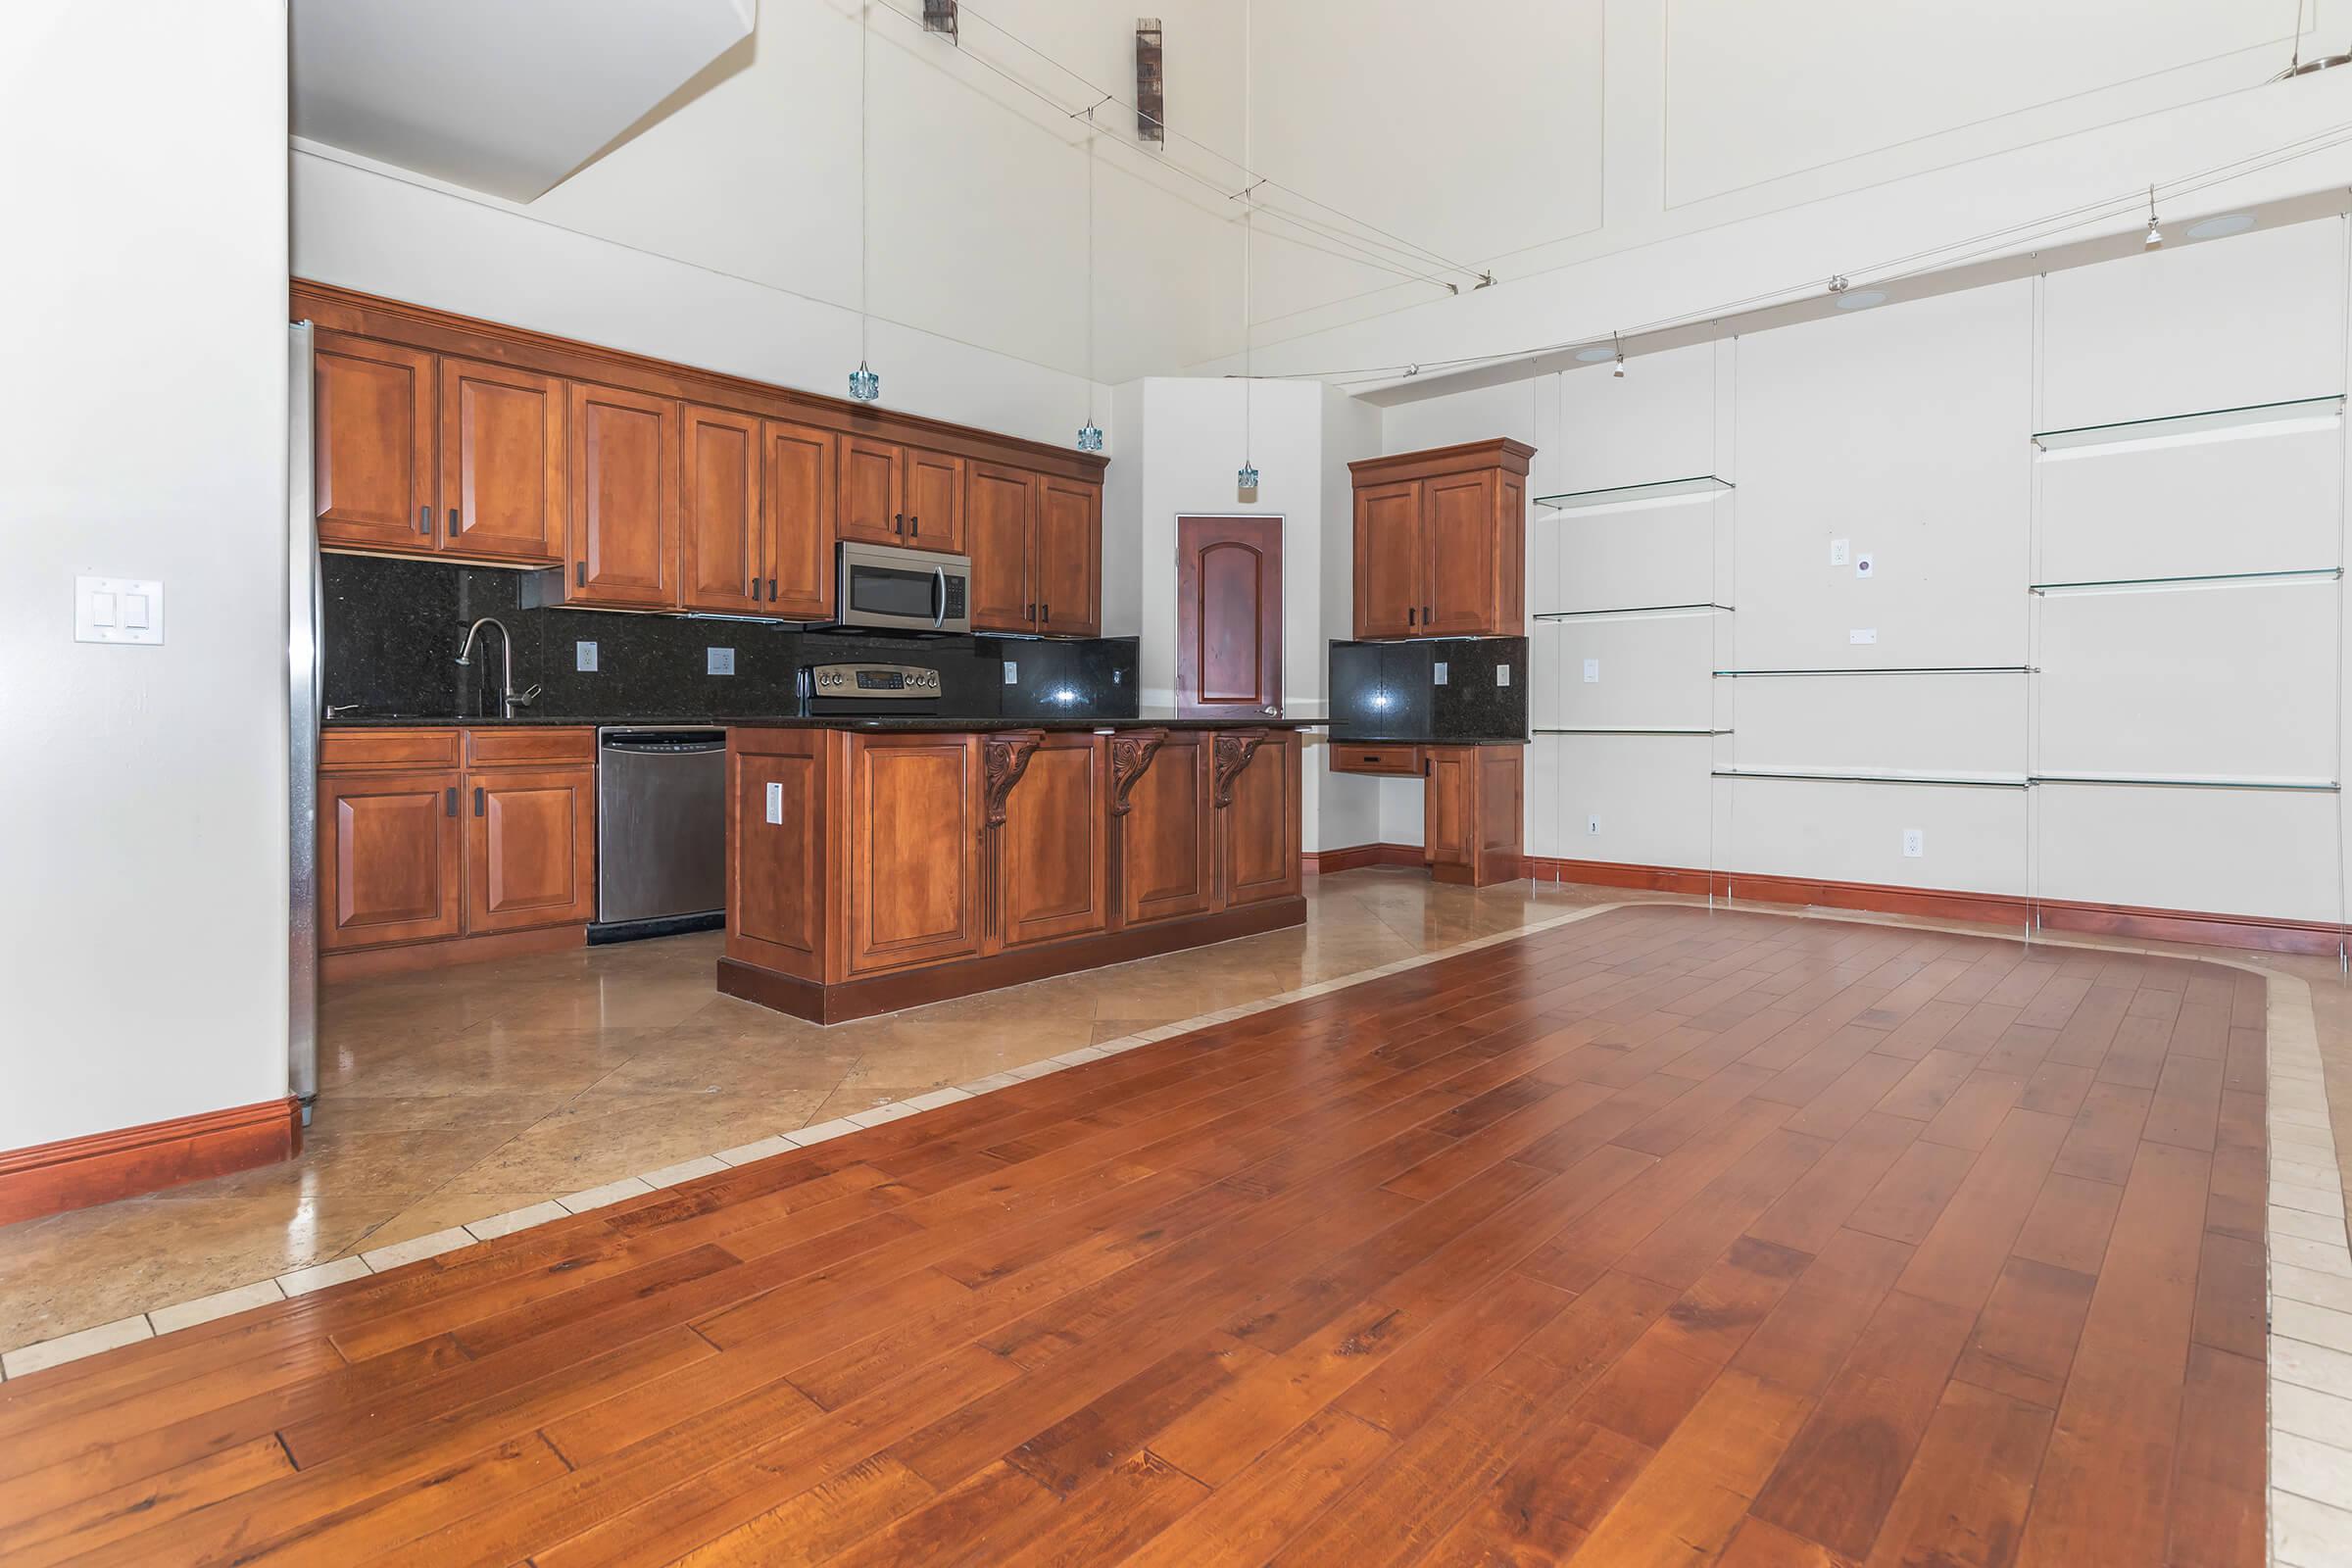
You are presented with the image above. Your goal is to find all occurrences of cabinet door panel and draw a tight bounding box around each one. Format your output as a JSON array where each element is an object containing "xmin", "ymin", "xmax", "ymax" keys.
[
  {"xmin": 1475, "ymin": 747, "xmax": 1526, "ymax": 886},
  {"xmin": 1218, "ymin": 734, "xmax": 1300, "ymax": 908},
  {"xmin": 680, "ymin": 405, "xmax": 763, "ymax": 614},
  {"xmin": 1424, "ymin": 748, "xmax": 1472, "ymax": 869},
  {"xmin": 569, "ymin": 383, "xmax": 677, "ymax": 608},
  {"xmin": 1035, "ymin": 476, "xmax": 1102, "ymax": 636},
  {"xmin": 966, "ymin": 462, "xmax": 1035, "ymax": 632},
  {"xmin": 1424, "ymin": 469, "xmax": 1505, "ymax": 635},
  {"xmin": 1118, "ymin": 733, "xmax": 1214, "ymax": 926},
  {"xmin": 846, "ymin": 736, "xmax": 981, "ymax": 974},
  {"xmin": 319, "ymin": 770, "xmax": 464, "ymax": 951},
  {"xmin": 763, "ymin": 418, "xmax": 837, "ymax": 618},
  {"xmin": 838, "ymin": 436, "xmax": 902, "ymax": 545},
  {"xmin": 439, "ymin": 358, "xmax": 564, "ymax": 563},
  {"xmin": 903, "ymin": 448, "xmax": 967, "ymax": 554},
  {"xmin": 315, "ymin": 334, "xmax": 436, "ymax": 551},
  {"xmin": 1354, "ymin": 479, "xmax": 1424, "ymax": 638},
  {"xmin": 732, "ymin": 744, "xmax": 824, "ymax": 975},
  {"xmin": 998, "ymin": 734, "xmax": 1108, "ymax": 948},
  {"xmin": 466, "ymin": 766, "xmax": 596, "ymax": 934}
]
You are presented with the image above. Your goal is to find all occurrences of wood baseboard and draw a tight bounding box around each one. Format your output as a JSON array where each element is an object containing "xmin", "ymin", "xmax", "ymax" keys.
[
  {"xmin": 720, "ymin": 898, "xmax": 1310, "ymax": 1024},
  {"xmin": 1526, "ymin": 856, "xmax": 2343, "ymax": 956},
  {"xmin": 0, "ymin": 1099, "xmax": 303, "ymax": 1227},
  {"xmin": 1303, "ymin": 843, "xmax": 1424, "ymax": 873},
  {"xmin": 320, "ymin": 922, "xmax": 587, "ymax": 984}
]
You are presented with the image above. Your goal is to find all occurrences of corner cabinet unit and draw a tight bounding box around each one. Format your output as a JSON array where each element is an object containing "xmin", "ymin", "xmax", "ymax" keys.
[
  {"xmin": 1349, "ymin": 437, "xmax": 1534, "ymax": 639},
  {"xmin": 297, "ymin": 281, "xmax": 1106, "ymax": 632},
  {"xmin": 318, "ymin": 726, "xmax": 597, "ymax": 978},
  {"xmin": 722, "ymin": 724, "xmax": 1304, "ymax": 1023},
  {"xmin": 1422, "ymin": 744, "xmax": 1525, "ymax": 888}
]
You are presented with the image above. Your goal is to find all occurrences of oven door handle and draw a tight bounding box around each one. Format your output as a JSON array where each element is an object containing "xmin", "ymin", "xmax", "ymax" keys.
[{"xmin": 932, "ymin": 564, "xmax": 947, "ymax": 629}]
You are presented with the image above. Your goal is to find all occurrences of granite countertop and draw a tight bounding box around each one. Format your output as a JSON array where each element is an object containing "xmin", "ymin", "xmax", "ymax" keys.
[
  {"xmin": 1327, "ymin": 733, "xmax": 1529, "ymax": 747},
  {"xmin": 324, "ymin": 712, "xmax": 1317, "ymax": 732}
]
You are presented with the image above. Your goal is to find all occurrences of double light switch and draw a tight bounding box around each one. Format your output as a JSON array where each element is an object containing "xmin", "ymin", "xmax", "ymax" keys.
[{"xmin": 75, "ymin": 576, "xmax": 165, "ymax": 645}]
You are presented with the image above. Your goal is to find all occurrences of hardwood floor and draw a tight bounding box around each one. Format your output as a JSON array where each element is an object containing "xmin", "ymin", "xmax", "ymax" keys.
[{"xmin": 0, "ymin": 906, "xmax": 2266, "ymax": 1566}]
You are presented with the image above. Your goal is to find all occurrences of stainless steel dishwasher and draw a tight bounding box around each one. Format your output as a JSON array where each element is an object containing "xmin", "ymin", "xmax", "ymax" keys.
[{"xmin": 595, "ymin": 728, "xmax": 727, "ymax": 937}]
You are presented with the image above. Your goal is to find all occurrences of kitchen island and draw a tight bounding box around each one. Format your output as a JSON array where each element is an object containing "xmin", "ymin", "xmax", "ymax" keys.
[{"xmin": 720, "ymin": 717, "xmax": 1308, "ymax": 1022}]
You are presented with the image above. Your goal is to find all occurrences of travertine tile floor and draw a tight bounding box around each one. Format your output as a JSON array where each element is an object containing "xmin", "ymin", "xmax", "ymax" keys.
[{"xmin": 2, "ymin": 868, "xmax": 2349, "ymax": 1386}]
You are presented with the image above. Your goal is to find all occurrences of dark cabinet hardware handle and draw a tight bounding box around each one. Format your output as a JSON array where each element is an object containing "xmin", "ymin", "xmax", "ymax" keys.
[
  {"xmin": 1041, "ymin": 603, "xmax": 1050, "ymax": 625},
  {"xmin": 767, "ymin": 577, "xmax": 778, "ymax": 601},
  {"xmin": 417, "ymin": 506, "xmax": 432, "ymax": 535},
  {"xmin": 473, "ymin": 787, "xmax": 485, "ymax": 816},
  {"xmin": 1025, "ymin": 602, "xmax": 1035, "ymax": 620},
  {"xmin": 893, "ymin": 512, "xmax": 905, "ymax": 534},
  {"xmin": 575, "ymin": 562, "xmax": 586, "ymax": 586},
  {"xmin": 1407, "ymin": 606, "xmax": 1416, "ymax": 627},
  {"xmin": 1425, "ymin": 603, "xmax": 1434, "ymax": 621},
  {"xmin": 448, "ymin": 508, "xmax": 461, "ymax": 537},
  {"xmin": 444, "ymin": 786, "xmax": 458, "ymax": 816}
]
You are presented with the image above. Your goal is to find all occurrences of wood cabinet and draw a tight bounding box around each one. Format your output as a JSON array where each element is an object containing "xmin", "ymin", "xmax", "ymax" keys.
[
  {"xmin": 314, "ymin": 333, "xmax": 436, "ymax": 552},
  {"xmin": 439, "ymin": 358, "xmax": 566, "ymax": 564},
  {"xmin": 319, "ymin": 727, "xmax": 596, "ymax": 970},
  {"xmin": 567, "ymin": 382, "xmax": 677, "ymax": 609},
  {"xmin": 1117, "ymin": 730, "xmax": 1216, "ymax": 927},
  {"xmin": 1423, "ymin": 744, "xmax": 1525, "ymax": 888},
  {"xmin": 679, "ymin": 404, "xmax": 764, "ymax": 615},
  {"xmin": 838, "ymin": 437, "xmax": 967, "ymax": 555},
  {"xmin": 1216, "ymin": 732, "xmax": 1303, "ymax": 909},
  {"xmin": 967, "ymin": 466, "xmax": 1104, "ymax": 636},
  {"xmin": 1348, "ymin": 438, "xmax": 1533, "ymax": 639},
  {"xmin": 1329, "ymin": 743, "xmax": 1423, "ymax": 777},
  {"xmin": 989, "ymin": 732, "xmax": 1109, "ymax": 950},
  {"xmin": 761, "ymin": 418, "xmax": 837, "ymax": 618},
  {"xmin": 843, "ymin": 733, "xmax": 984, "ymax": 976}
]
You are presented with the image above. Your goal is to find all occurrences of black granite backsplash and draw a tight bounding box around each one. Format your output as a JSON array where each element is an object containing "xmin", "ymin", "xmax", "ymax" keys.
[
  {"xmin": 322, "ymin": 555, "xmax": 1138, "ymax": 722},
  {"xmin": 1326, "ymin": 636, "xmax": 1528, "ymax": 744}
]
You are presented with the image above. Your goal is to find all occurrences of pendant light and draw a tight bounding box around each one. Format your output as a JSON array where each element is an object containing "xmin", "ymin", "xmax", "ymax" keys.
[
  {"xmin": 2143, "ymin": 184, "xmax": 2163, "ymax": 248},
  {"xmin": 1076, "ymin": 105, "xmax": 1103, "ymax": 452},
  {"xmin": 849, "ymin": 1, "xmax": 881, "ymax": 402},
  {"xmin": 1238, "ymin": 178, "xmax": 1258, "ymax": 495},
  {"xmin": 1611, "ymin": 331, "xmax": 1626, "ymax": 379}
]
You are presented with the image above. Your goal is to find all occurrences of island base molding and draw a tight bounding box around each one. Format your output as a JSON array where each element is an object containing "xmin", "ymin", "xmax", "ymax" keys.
[
  {"xmin": 0, "ymin": 1098, "xmax": 303, "ymax": 1226},
  {"xmin": 719, "ymin": 897, "xmax": 1307, "ymax": 1025}
]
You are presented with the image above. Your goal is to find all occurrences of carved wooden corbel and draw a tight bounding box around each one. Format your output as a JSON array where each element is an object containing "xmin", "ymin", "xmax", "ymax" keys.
[
  {"xmin": 1108, "ymin": 728, "xmax": 1169, "ymax": 816},
  {"xmin": 981, "ymin": 730, "xmax": 1046, "ymax": 828},
  {"xmin": 1211, "ymin": 728, "xmax": 1272, "ymax": 808}
]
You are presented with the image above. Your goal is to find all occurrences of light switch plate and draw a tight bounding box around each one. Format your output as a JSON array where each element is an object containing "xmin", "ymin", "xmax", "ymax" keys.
[
  {"xmin": 1495, "ymin": 664, "xmax": 1511, "ymax": 687},
  {"xmin": 1004, "ymin": 661, "xmax": 1018, "ymax": 685},
  {"xmin": 1829, "ymin": 539, "xmax": 1850, "ymax": 566},
  {"xmin": 764, "ymin": 782, "xmax": 783, "ymax": 824},
  {"xmin": 707, "ymin": 647, "xmax": 735, "ymax": 675},
  {"xmin": 1850, "ymin": 628, "xmax": 1877, "ymax": 645},
  {"xmin": 1583, "ymin": 658, "xmax": 1600, "ymax": 683},
  {"xmin": 1434, "ymin": 661, "xmax": 1448, "ymax": 685},
  {"xmin": 1855, "ymin": 553, "xmax": 1876, "ymax": 579},
  {"xmin": 575, "ymin": 641, "xmax": 599, "ymax": 672},
  {"xmin": 74, "ymin": 575, "xmax": 164, "ymax": 645},
  {"xmin": 1902, "ymin": 828, "xmax": 1925, "ymax": 858}
]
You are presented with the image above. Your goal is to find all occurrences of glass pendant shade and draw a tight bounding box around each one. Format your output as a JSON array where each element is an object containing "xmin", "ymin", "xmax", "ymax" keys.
[
  {"xmin": 1077, "ymin": 421, "xmax": 1103, "ymax": 453},
  {"xmin": 849, "ymin": 362, "xmax": 880, "ymax": 402},
  {"xmin": 1237, "ymin": 462, "xmax": 1260, "ymax": 491}
]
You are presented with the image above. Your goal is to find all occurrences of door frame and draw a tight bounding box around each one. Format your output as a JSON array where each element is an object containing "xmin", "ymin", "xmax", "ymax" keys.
[{"xmin": 1174, "ymin": 513, "xmax": 1285, "ymax": 720}]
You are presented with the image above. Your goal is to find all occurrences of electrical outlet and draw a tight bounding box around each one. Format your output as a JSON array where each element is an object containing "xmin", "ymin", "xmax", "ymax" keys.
[
  {"xmin": 1902, "ymin": 828, "xmax": 1925, "ymax": 858},
  {"xmin": 765, "ymin": 781, "xmax": 784, "ymax": 824},
  {"xmin": 1434, "ymin": 661, "xmax": 1448, "ymax": 685},
  {"xmin": 1495, "ymin": 664, "xmax": 1511, "ymax": 687},
  {"xmin": 1587, "ymin": 815, "xmax": 1600, "ymax": 836},
  {"xmin": 1829, "ymin": 539, "xmax": 1850, "ymax": 566},
  {"xmin": 707, "ymin": 647, "xmax": 735, "ymax": 675},
  {"xmin": 1850, "ymin": 628, "xmax": 1877, "ymax": 645},
  {"xmin": 1583, "ymin": 658, "xmax": 1600, "ymax": 683},
  {"xmin": 1003, "ymin": 661, "xmax": 1018, "ymax": 685},
  {"xmin": 575, "ymin": 640, "xmax": 599, "ymax": 672},
  {"xmin": 1855, "ymin": 553, "xmax": 1876, "ymax": 579}
]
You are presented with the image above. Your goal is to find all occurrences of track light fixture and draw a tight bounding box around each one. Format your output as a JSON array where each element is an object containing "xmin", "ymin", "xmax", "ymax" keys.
[
  {"xmin": 1611, "ymin": 332, "xmax": 1626, "ymax": 379},
  {"xmin": 2144, "ymin": 185, "xmax": 2163, "ymax": 248}
]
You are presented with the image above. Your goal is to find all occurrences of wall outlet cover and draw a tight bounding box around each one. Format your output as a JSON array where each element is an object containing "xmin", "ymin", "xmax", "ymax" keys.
[
  {"xmin": 575, "ymin": 640, "xmax": 599, "ymax": 672},
  {"xmin": 1003, "ymin": 661, "xmax": 1018, "ymax": 685},
  {"xmin": 1583, "ymin": 658, "xmax": 1600, "ymax": 683},
  {"xmin": 1849, "ymin": 628, "xmax": 1877, "ymax": 645},
  {"xmin": 1495, "ymin": 664, "xmax": 1511, "ymax": 687},
  {"xmin": 1902, "ymin": 828, "xmax": 1925, "ymax": 858},
  {"xmin": 1855, "ymin": 554, "xmax": 1876, "ymax": 579},
  {"xmin": 707, "ymin": 647, "xmax": 736, "ymax": 675},
  {"xmin": 764, "ymin": 781, "xmax": 784, "ymax": 825},
  {"xmin": 1433, "ymin": 661, "xmax": 1448, "ymax": 685},
  {"xmin": 1829, "ymin": 539, "xmax": 1850, "ymax": 566}
]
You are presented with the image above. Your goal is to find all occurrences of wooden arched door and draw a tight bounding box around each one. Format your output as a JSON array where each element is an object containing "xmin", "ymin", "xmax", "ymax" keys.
[{"xmin": 1175, "ymin": 515, "xmax": 1283, "ymax": 719}]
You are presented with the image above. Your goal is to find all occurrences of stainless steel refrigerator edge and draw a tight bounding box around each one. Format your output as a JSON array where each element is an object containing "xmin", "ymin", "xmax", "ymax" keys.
[{"xmin": 287, "ymin": 321, "xmax": 319, "ymax": 1123}]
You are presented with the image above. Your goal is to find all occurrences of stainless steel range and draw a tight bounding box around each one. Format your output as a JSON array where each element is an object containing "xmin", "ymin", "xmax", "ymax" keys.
[{"xmin": 800, "ymin": 661, "xmax": 945, "ymax": 716}]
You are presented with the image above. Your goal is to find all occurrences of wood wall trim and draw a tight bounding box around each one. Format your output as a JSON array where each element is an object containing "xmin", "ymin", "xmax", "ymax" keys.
[
  {"xmin": 719, "ymin": 896, "xmax": 1307, "ymax": 1024},
  {"xmin": 318, "ymin": 921, "xmax": 586, "ymax": 983},
  {"xmin": 291, "ymin": 280, "xmax": 1109, "ymax": 483},
  {"xmin": 1347, "ymin": 436, "xmax": 1536, "ymax": 484},
  {"xmin": 1302, "ymin": 844, "xmax": 1424, "ymax": 873},
  {"xmin": 0, "ymin": 1099, "xmax": 302, "ymax": 1227}
]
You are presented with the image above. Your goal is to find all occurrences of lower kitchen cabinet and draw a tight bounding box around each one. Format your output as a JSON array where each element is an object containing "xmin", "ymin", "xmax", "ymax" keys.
[
  {"xmin": 843, "ymin": 733, "xmax": 985, "ymax": 976},
  {"xmin": 1117, "ymin": 729, "xmax": 1217, "ymax": 927},
  {"xmin": 318, "ymin": 727, "xmax": 597, "ymax": 972},
  {"xmin": 1216, "ymin": 730, "xmax": 1302, "ymax": 909},
  {"xmin": 990, "ymin": 732, "xmax": 1110, "ymax": 950},
  {"xmin": 1424, "ymin": 744, "xmax": 1524, "ymax": 888}
]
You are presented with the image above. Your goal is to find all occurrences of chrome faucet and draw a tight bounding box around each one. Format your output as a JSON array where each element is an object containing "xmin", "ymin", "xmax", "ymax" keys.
[{"xmin": 455, "ymin": 617, "xmax": 542, "ymax": 719}]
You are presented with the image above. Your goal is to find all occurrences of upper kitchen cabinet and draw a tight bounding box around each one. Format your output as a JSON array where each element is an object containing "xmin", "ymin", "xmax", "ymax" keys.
[
  {"xmin": 836, "ymin": 437, "xmax": 966, "ymax": 555},
  {"xmin": 439, "ymin": 358, "xmax": 566, "ymax": 564},
  {"xmin": 760, "ymin": 417, "xmax": 837, "ymax": 619},
  {"xmin": 1348, "ymin": 438, "xmax": 1534, "ymax": 639},
  {"xmin": 566, "ymin": 382, "xmax": 678, "ymax": 609},
  {"xmin": 679, "ymin": 404, "xmax": 765, "ymax": 615},
  {"xmin": 1035, "ymin": 475, "xmax": 1102, "ymax": 636},
  {"xmin": 965, "ymin": 466, "xmax": 1103, "ymax": 637},
  {"xmin": 314, "ymin": 332, "xmax": 436, "ymax": 552}
]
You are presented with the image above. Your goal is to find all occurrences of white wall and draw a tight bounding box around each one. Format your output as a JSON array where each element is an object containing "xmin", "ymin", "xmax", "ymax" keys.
[
  {"xmin": 1, "ymin": 1, "xmax": 291, "ymax": 1148},
  {"xmin": 1393, "ymin": 214, "xmax": 2352, "ymax": 928}
]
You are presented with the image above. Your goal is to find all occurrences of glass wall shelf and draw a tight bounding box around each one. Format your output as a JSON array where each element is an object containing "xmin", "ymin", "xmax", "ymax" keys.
[
  {"xmin": 1712, "ymin": 665, "xmax": 2032, "ymax": 678},
  {"xmin": 1535, "ymin": 603, "xmax": 1735, "ymax": 620},
  {"xmin": 2030, "ymin": 772, "xmax": 2339, "ymax": 794},
  {"xmin": 1536, "ymin": 475, "xmax": 1735, "ymax": 513},
  {"xmin": 1538, "ymin": 726, "xmax": 1731, "ymax": 737},
  {"xmin": 1713, "ymin": 766, "xmax": 2028, "ymax": 790},
  {"xmin": 2028, "ymin": 567, "xmax": 2340, "ymax": 595},
  {"xmin": 2031, "ymin": 395, "xmax": 2343, "ymax": 453}
]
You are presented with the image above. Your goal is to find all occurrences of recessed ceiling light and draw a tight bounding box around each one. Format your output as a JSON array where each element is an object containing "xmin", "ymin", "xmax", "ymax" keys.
[
  {"xmin": 1832, "ymin": 289, "xmax": 1887, "ymax": 311},
  {"xmin": 2185, "ymin": 213, "xmax": 2256, "ymax": 241},
  {"xmin": 1573, "ymin": 347, "xmax": 1616, "ymax": 363}
]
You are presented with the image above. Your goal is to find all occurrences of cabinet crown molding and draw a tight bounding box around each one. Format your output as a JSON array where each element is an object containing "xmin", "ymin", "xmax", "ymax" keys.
[{"xmin": 1348, "ymin": 436, "xmax": 1536, "ymax": 483}]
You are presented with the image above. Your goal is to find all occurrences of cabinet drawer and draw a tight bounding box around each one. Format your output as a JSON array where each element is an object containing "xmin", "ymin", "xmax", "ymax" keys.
[
  {"xmin": 1329, "ymin": 744, "xmax": 1423, "ymax": 777},
  {"xmin": 320, "ymin": 727, "xmax": 462, "ymax": 772},
  {"xmin": 464, "ymin": 727, "xmax": 597, "ymax": 769}
]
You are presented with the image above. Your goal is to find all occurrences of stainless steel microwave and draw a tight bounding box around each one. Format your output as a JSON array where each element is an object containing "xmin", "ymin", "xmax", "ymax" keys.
[{"xmin": 833, "ymin": 540, "xmax": 971, "ymax": 634}]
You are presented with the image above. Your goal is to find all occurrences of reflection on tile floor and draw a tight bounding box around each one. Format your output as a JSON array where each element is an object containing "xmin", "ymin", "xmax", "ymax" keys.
[{"xmin": 0, "ymin": 871, "xmax": 1627, "ymax": 1351}]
